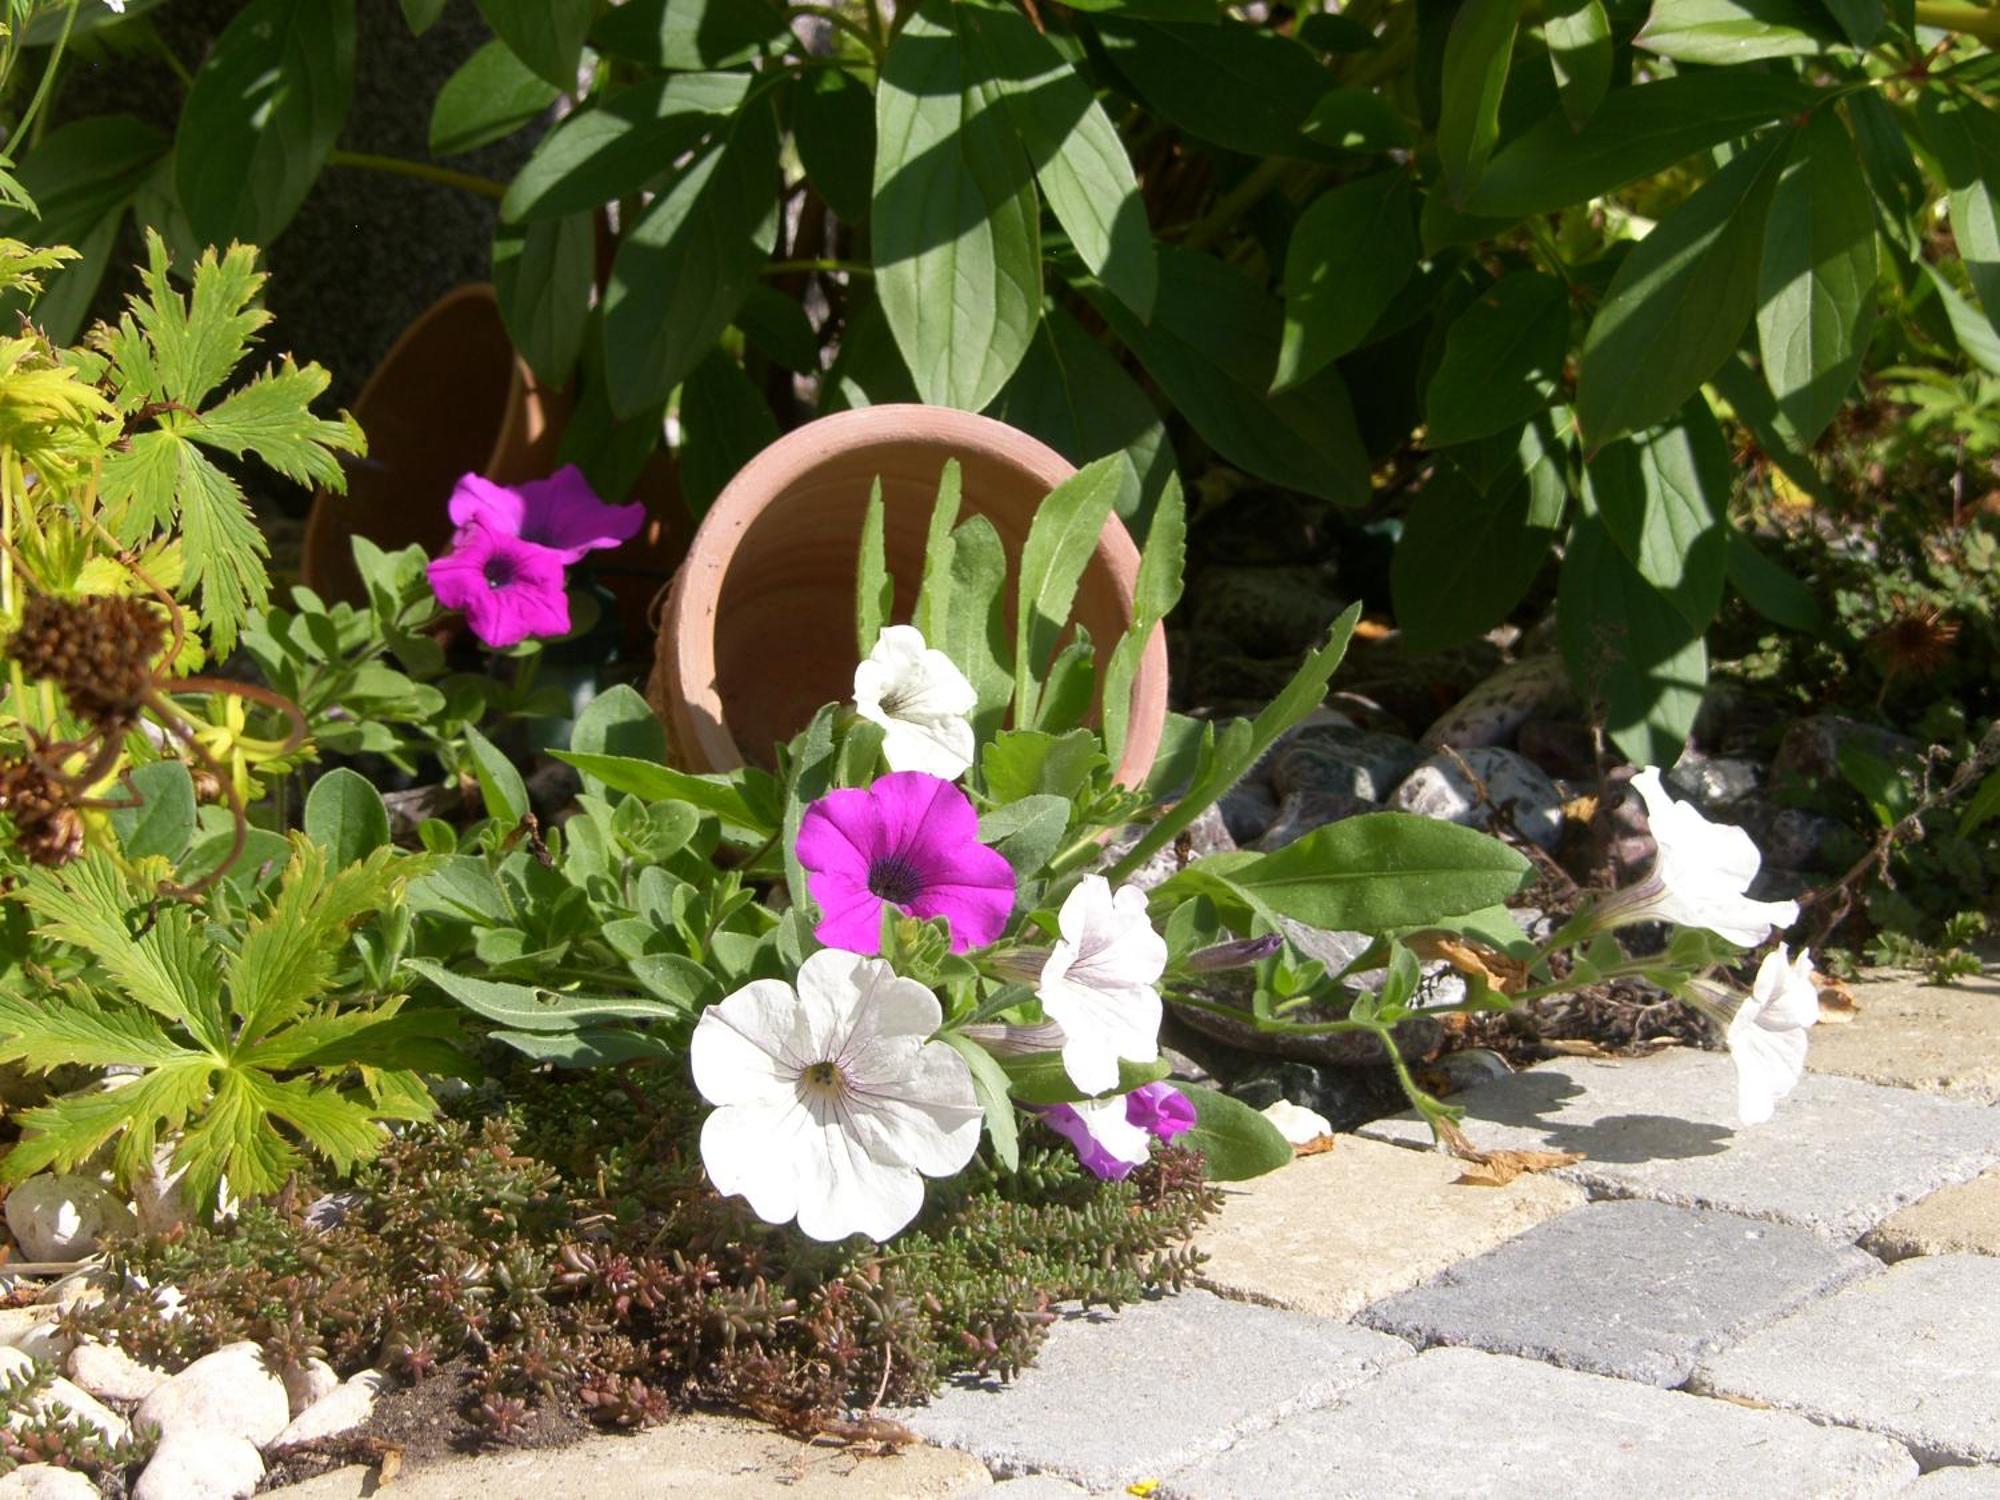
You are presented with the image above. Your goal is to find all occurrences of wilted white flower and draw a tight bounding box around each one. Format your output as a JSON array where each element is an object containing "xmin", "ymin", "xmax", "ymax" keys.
[
  {"xmin": 1261, "ymin": 1099, "xmax": 1334, "ymax": 1146},
  {"xmin": 1038, "ymin": 875, "xmax": 1168, "ymax": 1096},
  {"xmin": 1613, "ymin": 767, "xmax": 1800, "ymax": 947},
  {"xmin": 853, "ymin": 624, "xmax": 977, "ymax": 779},
  {"xmin": 690, "ymin": 949, "xmax": 980, "ymax": 1242},
  {"xmin": 1729, "ymin": 944, "xmax": 1819, "ymax": 1126}
]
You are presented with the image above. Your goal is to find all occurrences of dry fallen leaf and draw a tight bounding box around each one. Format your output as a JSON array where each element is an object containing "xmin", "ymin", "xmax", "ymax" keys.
[
  {"xmin": 1410, "ymin": 935, "xmax": 1530, "ymax": 996},
  {"xmin": 1562, "ymin": 793, "xmax": 1600, "ymax": 825},
  {"xmin": 377, "ymin": 1446, "xmax": 403, "ymax": 1486},
  {"xmin": 1813, "ymin": 970, "xmax": 1860, "ymax": 1025},
  {"xmin": 1294, "ymin": 1134, "xmax": 1338, "ymax": 1158},
  {"xmin": 1453, "ymin": 1148, "xmax": 1586, "ymax": 1188}
]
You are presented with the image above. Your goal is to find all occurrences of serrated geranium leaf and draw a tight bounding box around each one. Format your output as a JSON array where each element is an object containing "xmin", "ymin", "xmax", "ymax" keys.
[{"xmin": 191, "ymin": 360, "xmax": 366, "ymax": 486}]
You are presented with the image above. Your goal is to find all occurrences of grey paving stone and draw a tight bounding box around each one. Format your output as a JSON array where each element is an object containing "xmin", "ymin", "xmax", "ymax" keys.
[
  {"xmin": 1357, "ymin": 1199, "xmax": 1880, "ymax": 1385},
  {"xmin": 1162, "ymin": 1347, "xmax": 1918, "ymax": 1500},
  {"xmin": 1694, "ymin": 1255, "xmax": 2000, "ymax": 1466},
  {"xmin": 1903, "ymin": 1470, "xmax": 2000, "ymax": 1498},
  {"xmin": 1360, "ymin": 1049, "xmax": 2000, "ymax": 1239},
  {"xmin": 895, "ymin": 1290, "xmax": 1412, "ymax": 1491},
  {"xmin": 976, "ymin": 1482, "xmax": 1089, "ymax": 1499}
]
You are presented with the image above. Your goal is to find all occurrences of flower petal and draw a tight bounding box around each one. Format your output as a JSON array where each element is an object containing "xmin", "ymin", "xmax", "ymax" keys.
[
  {"xmin": 447, "ymin": 473, "xmax": 529, "ymax": 536},
  {"xmin": 792, "ymin": 1115, "xmax": 927, "ymax": 1242},
  {"xmin": 795, "ymin": 786, "xmax": 883, "ymax": 880},
  {"xmin": 689, "ymin": 979, "xmax": 801, "ymax": 1106},
  {"xmin": 514, "ymin": 465, "xmax": 646, "ymax": 562},
  {"xmin": 808, "ymin": 878, "xmax": 888, "ymax": 956},
  {"xmin": 874, "ymin": 712, "xmax": 976, "ymax": 780},
  {"xmin": 700, "ymin": 1101, "xmax": 807, "ymax": 1225},
  {"xmin": 843, "ymin": 1039, "xmax": 982, "ymax": 1178},
  {"xmin": 1729, "ymin": 1017, "xmax": 1809, "ymax": 1125}
]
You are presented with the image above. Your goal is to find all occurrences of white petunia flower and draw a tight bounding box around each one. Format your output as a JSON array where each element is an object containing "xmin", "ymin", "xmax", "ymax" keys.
[
  {"xmin": 1261, "ymin": 1099, "xmax": 1334, "ymax": 1146},
  {"xmin": 690, "ymin": 949, "xmax": 981, "ymax": 1242},
  {"xmin": 853, "ymin": 624, "xmax": 978, "ymax": 779},
  {"xmin": 1615, "ymin": 767, "xmax": 1800, "ymax": 947},
  {"xmin": 1058, "ymin": 1094, "xmax": 1154, "ymax": 1169},
  {"xmin": 1038, "ymin": 875, "xmax": 1168, "ymax": 1096},
  {"xmin": 103, "ymin": 0, "xmax": 127, "ymax": 10},
  {"xmin": 1729, "ymin": 944, "xmax": 1819, "ymax": 1126}
]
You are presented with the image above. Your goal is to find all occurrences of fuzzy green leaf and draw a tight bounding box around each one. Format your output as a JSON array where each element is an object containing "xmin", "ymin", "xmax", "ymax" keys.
[{"xmin": 1176, "ymin": 1084, "xmax": 1295, "ymax": 1181}]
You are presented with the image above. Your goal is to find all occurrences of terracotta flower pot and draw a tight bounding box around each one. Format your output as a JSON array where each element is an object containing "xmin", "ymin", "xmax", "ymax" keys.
[
  {"xmin": 649, "ymin": 405, "xmax": 1170, "ymax": 788},
  {"xmin": 300, "ymin": 285, "xmax": 686, "ymax": 654}
]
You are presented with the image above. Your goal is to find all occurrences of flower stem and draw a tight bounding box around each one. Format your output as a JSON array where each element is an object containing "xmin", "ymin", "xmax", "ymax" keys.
[
  {"xmin": 1914, "ymin": 2, "xmax": 2000, "ymax": 42},
  {"xmin": 325, "ymin": 149, "xmax": 508, "ymax": 201}
]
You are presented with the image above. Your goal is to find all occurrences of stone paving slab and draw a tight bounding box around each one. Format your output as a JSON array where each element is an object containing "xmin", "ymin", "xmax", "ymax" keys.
[
  {"xmin": 1357, "ymin": 1199, "xmax": 1879, "ymax": 1386},
  {"xmin": 1902, "ymin": 1470, "xmax": 2000, "ymax": 1498},
  {"xmin": 279, "ymin": 1412, "xmax": 987, "ymax": 1498},
  {"xmin": 894, "ymin": 1289, "xmax": 1411, "ymax": 1491},
  {"xmin": 1809, "ymin": 969, "xmax": 2000, "ymax": 1102},
  {"xmin": 1360, "ymin": 1048, "xmax": 2000, "ymax": 1239},
  {"xmin": 1694, "ymin": 1254, "xmax": 2000, "ymax": 1466},
  {"xmin": 1161, "ymin": 1346, "xmax": 1918, "ymax": 1499},
  {"xmin": 1866, "ymin": 1167, "xmax": 2000, "ymax": 1261},
  {"xmin": 1192, "ymin": 1135, "xmax": 1586, "ymax": 1319}
]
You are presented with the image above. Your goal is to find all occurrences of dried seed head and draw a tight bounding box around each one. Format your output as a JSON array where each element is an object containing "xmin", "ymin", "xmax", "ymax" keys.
[
  {"xmin": 1870, "ymin": 602, "xmax": 1960, "ymax": 679},
  {"xmin": 0, "ymin": 755, "xmax": 85, "ymax": 866},
  {"xmin": 6, "ymin": 593, "xmax": 166, "ymax": 734}
]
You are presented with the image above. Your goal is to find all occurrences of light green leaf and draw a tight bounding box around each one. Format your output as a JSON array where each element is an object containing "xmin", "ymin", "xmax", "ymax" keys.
[
  {"xmin": 979, "ymin": 793, "xmax": 1072, "ymax": 877},
  {"xmin": 1920, "ymin": 92, "xmax": 2000, "ymax": 335},
  {"xmin": 1635, "ymin": 0, "xmax": 1839, "ymax": 63},
  {"xmin": 858, "ymin": 476, "xmax": 892, "ymax": 660},
  {"xmin": 490, "ymin": 1027, "xmax": 682, "ymax": 1067},
  {"xmin": 463, "ymin": 723, "xmax": 530, "ymax": 827},
  {"xmin": 1276, "ymin": 173, "xmax": 1419, "ymax": 392},
  {"xmin": 303, "ymin": 769, "xmax": 392, "ymax": 868},
  {"xmin": 983, "ymin": 730, "xmax": 1107, "ymax": 804},
  {"xmin": 1102, "ymin": 474, "xmax": 1186, "ymax": 769},
  {"xmin": 429, "ymin": 37, "xmax": 559, "ymax": 157},
  {"xmin": 939, "ymin": 513, "xmax": 1014, "ymax": 741},
  {"xmin": 1582, "ymin": 401, "xmax": 1731, "ymax": 634},
  {"xmin": 998, "ymin": 1050, "xmax": 1171, "ymax": 1105},
  {"xmin": 914, "ymin": 460, "xmax": 964, "ymax": 646},
  {"xmin": 1176, "ymin": 1083, "xmax": 1294, "ymax": 1181},
  {"xmin": 1919, "ymin": 262, "xmax": 2000, "ymax": 378},
  {"xmin": 1437, "ymin": 0, "xmax": 1521, "ymax": 202},
  {"xmin": 945, "ymin": 1033, "xmax": 1020, "ymax": 1171},
  {"xmin": 1544, "ymin": 0, "xmax": 1612, "ymax": 128},
  {"xmin": 1014, "ymin": 456, "xmax": 1122, "ymax": 721},
  {"xmin": 551, "ymin": 752, "xmax": 779, "ymax": 836},
  {"xmin": 406, "ymin": 959, "xmax": 685, "ymax": 1032}
]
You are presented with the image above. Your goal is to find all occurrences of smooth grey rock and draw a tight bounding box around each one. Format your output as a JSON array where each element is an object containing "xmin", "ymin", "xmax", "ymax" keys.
[
  {"xmin": 4, "ymin": 1175, "xmax": 135, "ymax": 1261},
  {"xmin": 1163, "ymin": 1347, "xmax": 1918, "ymax": 1499},
  {"xmin": 1251, "ymin": 788, "xmax": 1363, "ymax": 850},
  {"xmin": 1359, "ymin": 1049, "xmax": 2000, "ymax": 1239},
  {"xmin": 896, "ymin": 1290, "xmax": 1411, "ymax": 1490},
  {"xmin": 136, "ymin": 1340, "xmax": 290, "ymax": 1447},
  {"xmin": 1217, "ymin": 782, "xmax": 1279, "ymax": 844},
  {"xmin": 1694, "ymin": 1255, "xmax": 2000, "ymax": 1466},
  {"xmin": 1418, "ymin": 655, "xmax": 1576, "ymax": 751},
  {"xmin": 1666, "ymin": 755, "xmax": 1766, "ymax": 810},
  {"xmin": 1189, "ymin": 565, "xmax": 1346, "ymax": 658},
  {"xmin": 1225, "ymin": 1061, "xmax": 1407, "ymax": 1134},
  {"xmin": 272, "ymin": 1369, "xmax": 389, "ymax": 1448},
  {"xmin": 133, "ymin": 1427, "xmax": 263, "ymax": 1500},
  {"xmin": 67, "ymin": 1342, "xmax": 168, "ymax": 1403},
  {"xmin": 1772, "ymin": 714, "xmax": 1924, "ymax": 782},
  {"xmin": 0, "ymin": 1465, "xmax": 100, "ymax": 1500},
  {"xmin": 1388, "ymin": 746, "xmax": 1565, "ymax": 850},
  {"xmin": 1268, "ymin": 725, "xmax": 1424, "ymax": 806},
  {"xmin": 1105, "ymin": 805, "xmax": 1235, "ymax": 894},
  {"xmin": 1732, "ymin": 801, "xmax": 1858, "ymax": 872},
  {"xmin": 1358, "ymin": 1200, "xmax": 1879, "ymax": 1386},
  {"xmin": 0, "ymin": 1348, "xmax": 127, "ymax": 1445}
]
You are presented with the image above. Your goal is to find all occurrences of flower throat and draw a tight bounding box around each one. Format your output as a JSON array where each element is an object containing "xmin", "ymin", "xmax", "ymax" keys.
[{"xmin": 867, "ymin": 855, "xmax": 923, "ymax": 906}]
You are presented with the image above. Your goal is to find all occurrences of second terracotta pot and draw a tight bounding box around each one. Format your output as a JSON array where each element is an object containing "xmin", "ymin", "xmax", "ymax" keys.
[{"xmin": 649, "ymin": 405, "xmax": 1170, "ymax": 789}]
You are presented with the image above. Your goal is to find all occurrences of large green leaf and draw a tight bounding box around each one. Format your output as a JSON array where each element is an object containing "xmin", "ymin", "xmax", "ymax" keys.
[
  {"xmin": 1558, "ymin": 514, "xmax": 1708, "ymax": 766},
  {"xmin": 303, "ymin": 769, "xmax": 391, "ymax": 868},
  {"xmin": 677, "ymin": 351, "xmax": 780, "ymax": 518},
  {"xmin": 1726, "ymin": 529, "xmax": 1822, "ymax": 633},
  {"xmin": 589, "ymin": 0, "xmax": 790, "ymax": 68},
  {"xmin": 429, "ymin": 38, "xmax": 559, "ymax": 157},
  {"xmin": 1424, "ymin": 270, "xmax": 1569, "ymax": 445},
  {"xmin": 1544, "ymin": 0, "xmax": 1612, "ymax": 128},
  {"xmin": 1437, "ymin": 0, "xmax": 1521, "ymax": 202},
  {"xmin": 111, "ymin": 762, "xmax": 196, "ymax": 865},
  {"xmin": 939, "ymin": 514, "xmax": 1015, "ymax": 738},
  {"xmin": 1276, "ymin": 173, "xmax": 1419, "ymax": 392},
  {"xmin": 550, "ymin": 752, "xmax": 778, "ymax": 836},
  {"xmin": 405, "ymin": 960, "xmax": 682, "ymax": 1032},
  {"xmin": 795, "ymin": 66, "xmax": 876, "ymax": 223},
  {"xmin": 873, "ymin": 0, "xmax": 1042, "ymax": 411},
  {"xmin": 1756, "ymin": 108, "xmax": 1876, "ymax": 445},
  {"xmin": 1176, "ymin": 1084, "xmax": 1295, "ymax": 1181},
  {"xmin": 474, "ymin": 0, "xmax": 592, "ymax": 88},
  {"xmin": 175, "ymin": 0, "xmax": 355, "ymax": 247},
  {"xmin": 1581, "ymin": 401, "xmax": 1731, "ymax": 633},
  {"xmin": 1094, "ymin": 17, "xmax": 1329, "ymax": 158},
  {"xmin": 1576, "ymin": 128, "xmax": 1790, "ymax": 447},
  {"xmin": 1919, "ymin": 92, "xmax": 2000, "ymax": 335},
  {"xmin": 1466, "ymin": 71, "xmax": 1818, "ymax": 217},
  {"xmin": 960, "ymin": 0, "xmax": 1157, "ymax": 318},
  {"xmin": 1634, "ymin": 0, "xmax": 1840, "ymax": 63},
  {"xmin": 493, "ymin": 212, "xmax": 593, "ymax": 389}
]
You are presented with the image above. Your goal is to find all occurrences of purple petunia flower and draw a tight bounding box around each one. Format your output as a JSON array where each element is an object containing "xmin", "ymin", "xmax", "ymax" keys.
[
  {"xmin": 1043, "ymin": 1083, "xmax": 1195, "ymax": 1182},
  {"xmin": 447, "ymin": 465, "xmax": 645, "ymax": 565},
  {"xmin": 1125, "ymin": 1081, "xmax": 1196, "ymax": 1142},
  {"xmin": 426, "ymin": 521, "xmax": 572, "ymax": 649},
  {"xmin": 794, "ymin": 772, "xmax": 1015, "ymax": 956}
]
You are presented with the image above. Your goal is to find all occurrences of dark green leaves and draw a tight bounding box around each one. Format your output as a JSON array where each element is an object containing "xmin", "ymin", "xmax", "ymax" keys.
[
  {"xmin": 591, "ymin": 0, "xmax": 789, "ymax": 68},
  {"xmin": 1582, "ymin": 402, "xmax": 1732, "ymax": 634},
  {"xmin": 1757, "ymin": 109, "xmax": 1877, "ymax": 444},
  {"xmin": 430, "ymin": 40, "xmax": 560, "ymax": 157},
  {"xmin": 474, "ymin": 0, "xmax": 592, "ymax": 89},
  {"xmin": 874, "ymin": 0, "xmax": 1042, "ymax": 411},
  {"xmin": 1576, "ymin": 128, "xmax": 1790, "ymax": 447},
  {"xmin": 175, "ymin": 0, "xmax": 355, "ymax": 247},
  {"xmin": 1094, "ymin": 17, "xmax": 1330, "ymax": 158},
  {"xmin": 493, "ymin": 214, "xmax": 593, "ymax": 389},
  {"xmin": 1920, "ymin": 93, "xmax": 2000, "ymax": 335},
  {"xmin": 795, "ymin": 67, "xmax": 877, "ymax": 222},
  {"xmin": 1436, "ymin": 0, "xmax": 1521, "ymax": 202},
  {"xmin": 1635, "ymin": 0, "xmax": 1840, "ymax": 64},
  {"xmin": 1544, "ymin": 0, "xmax": 1612, "ymax": 127},
  {"xmin": 1424, "ymin": 271, "xmax": 1569, "ymax": 445},
  {"xmin": 1276, "ymin": 173, "xmax": 1419, "ymax": 392}
]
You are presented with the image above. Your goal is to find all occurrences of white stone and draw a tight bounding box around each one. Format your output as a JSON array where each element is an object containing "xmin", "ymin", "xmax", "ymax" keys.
[
  {"xmin": 283, "ymin": 1355, "xmax": 340, "ymax": 1416},
  {"xmin": 0, "ymin": 1464, "xmax": 101, "ymax": 1499},
  {"xmin": 1389, "ymin": 746, "xmax": 1565, "ymax": 850},
  {"xmin": 0, "ymin": 1306, "xmax": 70, "ymax": 1362},
  {"xmin": 36, "ymin": 1272, "xmax": 102, "ymax": 1309},
  {"xmin": 4, "ymin": 1176, "xmax": 135, "ymax": 1262},
  {"xmin": 68, "ymin": 1342, "xmax": 169, "ymax": 1403},
  {"xmin": 136, "ymin": 1340, "xmax": 290, "ymax": 1447},
  {"xmin": 0, "ymin": 1347, "xmax": 127, "ymax": 1445},
  {"xmin": 133, "ymin": 1427, "xmax": 264, "ymax": 1500},
  {"xmin": 272, "ymin": 1369, "xmax": 389, "ymax": 1448}
]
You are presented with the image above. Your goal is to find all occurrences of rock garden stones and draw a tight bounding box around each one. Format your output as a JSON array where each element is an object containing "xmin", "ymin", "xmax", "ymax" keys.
[
  {"xmin": 1419, "ymin": 654, "xmax": 1576, "ymax": 750},
  {"xmin": 273, "ymin": 1369, "xmax": 390, "ymax": 1447},
  {"xmin": 67, "ymin": 1343, "xmax": 169, "ymax": 1404},
  {"xmin": 0, "ymin": 1347, "xmax": 127, "ymax": 1445},
  {"xmin": 133, "ymin": 1429, "xmax": 264, "ymax": 1500},
  {"xmin": 1390, "ymin": 746, "xmax": 1565, "ymax": 850},
  {"xmin": 135, "ymin": 1340, "xmax": 292, "ymax": 1450},
  {"xmin": 4, "ymin": 1175, "xmax": 136, "ymax": 1262}
]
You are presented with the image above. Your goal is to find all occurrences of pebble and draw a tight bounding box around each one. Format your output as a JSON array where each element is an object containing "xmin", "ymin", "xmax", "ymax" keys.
[
  {"xmin": 1269, "ymin": 725, "xmax": 1424, "ymax": 805},
  {"xmin": 1189, "ymin": 565, "xmax": 1347, "ymax": 657},
  {"xmin": 1771, "ymin": 714, "xmax": 1923, "ymax": 782},
  {"xmin": 284, "ymin": 1356, "xmax": 340, "ymax": 1416},
  {"xmin": 1665, "ymin": 755, "xmax": 1765, "ymax": 810},
  {"xmin": 69, "ymin": 1342, "xmax": 170, "ymax": 1404},
  {"xmin": 0, "ymin": 1307, "xmax": 69, "ymax": 1363},
  {"xmin": 1217, "ymin": 782, "xmax": 1280, "ymax": 844},
  {"xmin": 271, "ymin": 1368, "xmax": 389, "ymax": 1448},
  {"xmin": 1419, "ymin": 654, "xmax": 1576, "ymax": 750},
  {"xmin": 4, "ymin": 1176, "xmax": 136, "ymax": 1262},
  {"xmin": 133, "ymin": 1427, "xmax": 264, "ymax": 1500},
  {"xmin": 0, "ymin": 1347, "xmax": 128, "ymax": 1445},
  {"xmin": 1105, "ymin": 804, "xmax": 1236, "ymax": 893},
  {"xmin": 0, "ymin": 1466, "xmax": 100, "ymax": 1500},
  {"xmin": 136, "ymin": 1340, "xmax": 290, "ymax": 1448},
  {"xmin": 1227, "ymin": 1060, "xmax": 1408, "ymax": 1133},
  {"xmin": 1388, "ymin": 746, "xmax": 1566, "ymax": 850}
]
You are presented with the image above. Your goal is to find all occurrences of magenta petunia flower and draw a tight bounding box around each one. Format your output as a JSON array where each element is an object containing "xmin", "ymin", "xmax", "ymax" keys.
[
  {"xmin": 1043, "ymin": 1082, "xmax": 1196, "ymax": 1182},
  {"xmin": 1125, "ymin": 1082, "xmax": 1196, "ymax": 1142},
  {"xmin": 426, "ymin": 521, "xmax": 572, "ymax": 649},
  {"xmin": 447, "ymin": 465, "xmax": 644, "ymax": 565},
  {"xmin": 795, "ymin": 772, "xmax": 1015, "ymax": 956}
]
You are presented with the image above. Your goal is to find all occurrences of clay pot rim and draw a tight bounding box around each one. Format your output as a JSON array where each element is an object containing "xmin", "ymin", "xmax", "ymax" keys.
[{"xmin": 661, "ymin": 403, "xmax": 1168, "ymax": 784}]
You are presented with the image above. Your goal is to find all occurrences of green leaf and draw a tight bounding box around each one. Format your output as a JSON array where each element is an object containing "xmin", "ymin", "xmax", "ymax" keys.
[
  {"xmin": 493, "ymin": 213, "xmax": 593, "ymax": 389},
  {"xmin": 1175, "ymin": 1084, "xmax": 1294, "ymax": 1181},
  {"xmin": 781, "ymin": 704, "xmax": 840, "ymax": 911},
  {"xmin": 463, "ymin": 723, "xmax": 530, "ymax": 827},
  {"xmin": 490, "ymin": 1028, "xmax": 682, "ymax": 1068},
  {"xmin": 474, "ymin": 0, "xmax": 592, "ymax": 88},
  {"xmin": 1820, "ymin": 0, "xmax": 1884, "ymax": 44},
  {"xmin": 960, "ymin": 0, "xmax": 1157, "ymax": 318},
  {"xmin": 1208, "ymin": 813, "xmax": 1531, "ymax": 931},
  {"xmin": 857, "ymin": 476, "xmax": 892, "ymax": 660},
  {"xmin": 1756, "ymin": 108, "xmax": 1876, "ymax": 444},
  {"xmin": 1726, "ymin": 530, "xmax": 1821, "ymax": 633},
  {"xmin": 430, "ymin": 38, "xmax": 560, "ymax": 156},
  {"xmin": 944, "ymin": 1033, "xmax": 1020, "ymax": 1171},
  {"xmin": 1581, "ymin": 401, "xmax": 1731, "ymax": 633},
  {"xmin": 0, "ymin": 117, "xmax": 166, "ymax": 345},
  {"xmin": 1919, "ymin": 93, "xmax": 2000, "ymax": 335},
  {"xmin": 405, "ymin": 959, "xmax": 686, "ymax": 1032},
  {"xmin": 914, "ymin": 460, "xmax": 964, "ymax": 646},
  {"xmin": 1095, "ymin": 17, "xmax": 1330, "ymax": 158},
  {"xmin": 571, "ymin": 684, "xmax": 670, "ymax": 767},
  {"xmin": 1014, "ymin": 456, "xmax": 1122, "ymax": 720},
  {"xmin": 400, "ymin": 0, "xmax": 447, "ymax": 31},
  {"xmin": 303, "ymin": 769, "xmax": 391, "ymax": 868},
  {"xmin": 229, "ymin": 842, "xmax": 404, "ymax": 1044},
  {"xmin": 873, "ymin": 0, "xmax": 1042, "ymax": 411},
  {"xmin": 998, "ymin": 1050, "xmax": 1172, "ymax": 1105},
  {"xmin": 589, "ymin": 0, "xmax": 790, "ymax": 68},
  {"xmin": 1558, "ymin": 513, "xmax": 1708, "ymax": 766},
  {"xmin": 1437, "ymin": 0, "xmax": 1521, "ymax": 202},
  {"xmin": 1302, "ymin": 88, "xmax": 1417, "ymax": 153},
  {"xmin": 1276, "ymin": 173, "xmax": 1420, "ymax": 392},
  {"xmin": 501, "ymin": 72, "xmax": 752, "ymax": 223},
  {"xmin": 602, "ymin": 87, "xmax": 781, "ymax": 418},
  {"xmin": 1544, "ymin": 0, "xmax": 1612, "ymax": 128},
  {"xmin": 979, "ymin": 793, "xmax": 1072, "ymax": 876},
  {"xmin": 1424, "ymin": 270, "xmax": 1569, "ymax": 445},
  {"xmin": 677, "ymin": 350, "xmax": 779, "ymax": 518},
  {"xmin": 111, "ymin": 762, "xmax": 196, "ymax": 864},
  {"xmin": 551, "ymin": 752, "xmax": 779, "ymax": 836},
  {"xmin": 175, "ymin": 0, "xmax": 355, "ymax": 247},
  {"xmin": 1576, "ymin": 128, "xmax": 1790, "ymax": 448},
  {"xmin": 795, "ymin": 67, "xmax": 877, "ymax": 223},
  {"xmin": 1466, "ymin": 72, "xmax": 1818, "ymax": 217},
  {"xmin": 1919, "ymin": 262, "xmax": 2000, "ymax": 378},
  {"xmin": 938, "ymin": 514, "xmax": 1014, "ymax": 740},
  {"xmin": 1102, "ymin": 474, "xmax": 1186, "ymax": 768},
  {"xmin": 1958, "ymin": 767, "xmax": 2000, "ymax": 838},
  {"xmin": 1836, "ymin": 742, "xmax": 1910, "ymax": 830},
  {"xmin": 1634, "ymin": 0, "xmax": 1839, "ymax": 63},
  {"xmin": 983, "ymin": 729, "xmax": 1107, "ymax": 804},
  {"xmin": 1086, "ymin": 248, "xmax": 1370, "ymax": 506}
]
